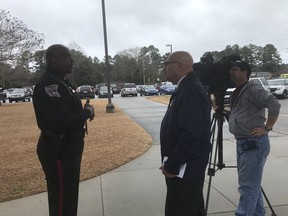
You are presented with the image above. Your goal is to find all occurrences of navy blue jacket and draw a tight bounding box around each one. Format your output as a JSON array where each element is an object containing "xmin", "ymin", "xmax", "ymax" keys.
[{"xmin": 160, "ymin": 71, "xmax": 211, "ymax": 180}]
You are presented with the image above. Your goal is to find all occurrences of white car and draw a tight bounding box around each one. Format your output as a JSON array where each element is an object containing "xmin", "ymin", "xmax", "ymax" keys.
[
  {"xmin": 224, "ymin": 77, "xmax": 271, "ymax": 105},
  {"xmin": 249, "ymin": 77, "xmax": 270, "ymax": 93},
  {"xmin": 268, "ymin": 79, "xmax": 288, "ymax": 99},
  {"xmin": 121, "ymin": 83, "xmax": 137, "ymax": 97},
  {"xmin": 8, "ymin": 88, "xmax": 32, "ymax": 103}
]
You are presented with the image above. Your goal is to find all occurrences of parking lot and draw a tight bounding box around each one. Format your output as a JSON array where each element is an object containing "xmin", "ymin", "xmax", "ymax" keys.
[{"xmin": 1, "ymin": 94, "xmax": 288, "ymax": 215}]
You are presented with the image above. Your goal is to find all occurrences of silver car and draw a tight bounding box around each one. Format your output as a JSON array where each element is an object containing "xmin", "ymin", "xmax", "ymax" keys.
[
  {"xmin": 249, "ymin": 77, "xmax": 270, "ymax": 92},
  {"xmin": 121, "ymin": 83, "xmax": 137, "ymax": 97},
  {"xmin": 8, "ymin": 88, "xmax": 31, "ymax": 103},
  {"xmin": 268, "ymin": 78, "xmax": 288, "ymax": 99}
]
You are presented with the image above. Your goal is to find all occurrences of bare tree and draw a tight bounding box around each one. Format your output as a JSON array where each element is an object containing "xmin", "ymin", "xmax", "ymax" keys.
[
  {"xmin": 68, "ymin": 41, "xmax": 86, "ymax": 55},
  {"xmin": 0, "ymin": 10, "xmax": 44, "ymax": 64}
]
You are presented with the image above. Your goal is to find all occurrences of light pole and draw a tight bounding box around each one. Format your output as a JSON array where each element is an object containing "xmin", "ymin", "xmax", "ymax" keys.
[
  {"xmin": 101, "ymin": 0, "xmax": 114, "ymax": 113},
  {"xmin": 142, "ymin": 58, "xmax": 146, "ymax": 85},
  {"xmin": 166, "ymin": 44, "xmax": 172, "ymax": 53}
]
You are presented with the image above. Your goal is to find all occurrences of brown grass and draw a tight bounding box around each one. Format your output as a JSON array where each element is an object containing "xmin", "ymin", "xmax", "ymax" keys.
[{"xmin": 0, "ymin": 98, "xmax": 157, "ymax": 203}]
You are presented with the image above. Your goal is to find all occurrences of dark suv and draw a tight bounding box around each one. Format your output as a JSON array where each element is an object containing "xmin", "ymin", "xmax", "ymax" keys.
[{"xmin": 77, "ymin": 85, "xmax": 95, "ymax": 99}]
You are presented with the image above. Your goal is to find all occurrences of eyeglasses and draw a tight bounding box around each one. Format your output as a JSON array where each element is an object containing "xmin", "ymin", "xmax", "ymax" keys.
[{"xmin": 163, "ymin": 61, "xmax": 181, "ymax": 68}]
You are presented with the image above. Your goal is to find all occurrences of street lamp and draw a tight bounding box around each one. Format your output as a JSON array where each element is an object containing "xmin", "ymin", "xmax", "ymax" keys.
[
  {"xmin": 142, "ymin": 58, "xmax": 146, "ymax": 85},
  {"xmin": 166, "ymin": 44, "xmax": 172, "ymax": 53},
  {"xmin": 101, "ymin": 0, "xmax": 114, "ymax": 113}
]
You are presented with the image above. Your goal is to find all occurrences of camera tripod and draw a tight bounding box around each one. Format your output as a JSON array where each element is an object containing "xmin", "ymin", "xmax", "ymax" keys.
[{"xmin": 204, "ymin": 102, "xmax": 277, "ymax": 216}]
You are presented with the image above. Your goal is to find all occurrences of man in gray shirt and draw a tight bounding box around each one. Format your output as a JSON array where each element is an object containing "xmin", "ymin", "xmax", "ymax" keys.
[{"xmin": 228, "ymin": 60, "xmax": 280, "ymax": 216}]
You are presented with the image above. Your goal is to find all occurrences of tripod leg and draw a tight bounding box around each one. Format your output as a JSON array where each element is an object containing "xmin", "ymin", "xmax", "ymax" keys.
[
  {"xmin": 205, "ymin": 114, "xmax": 218, "ymax": 215},
  {"xmin": 261, "ymin": 187, "xmax": 277, "ymax": 216}
]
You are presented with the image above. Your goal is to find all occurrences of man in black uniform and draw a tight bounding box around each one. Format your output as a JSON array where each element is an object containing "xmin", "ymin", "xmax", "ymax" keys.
[{"xmin": 33, "ymin": 44, "xmax": 95, "ymax": 216}]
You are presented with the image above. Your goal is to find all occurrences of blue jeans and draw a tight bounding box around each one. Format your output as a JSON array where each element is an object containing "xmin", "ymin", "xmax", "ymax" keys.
[{"xmin": 235, "ymin": 135, "xmax": 270, "ymax": 216}]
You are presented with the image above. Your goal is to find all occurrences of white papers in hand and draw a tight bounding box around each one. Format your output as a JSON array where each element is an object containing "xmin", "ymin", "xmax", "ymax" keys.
[{"xmin": 163, "ymin": 156, "xmax": 187, "ymax": 178}]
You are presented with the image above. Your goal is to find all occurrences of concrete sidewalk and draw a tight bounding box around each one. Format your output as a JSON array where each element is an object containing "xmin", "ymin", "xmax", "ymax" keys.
[{"xmin": 1, "ymin": 97, "xmax": 288, "ymax": 216}]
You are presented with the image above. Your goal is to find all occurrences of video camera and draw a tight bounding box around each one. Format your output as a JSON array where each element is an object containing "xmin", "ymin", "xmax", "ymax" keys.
[{"xmin": 193, "ymin": 52, "xmax": 241, "ymax": 98}]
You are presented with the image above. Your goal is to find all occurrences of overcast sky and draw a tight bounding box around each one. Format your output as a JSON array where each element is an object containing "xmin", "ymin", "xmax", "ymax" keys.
[{"xmin": 2, "ymin": 0, "xmax": 288, "ymax": 63}]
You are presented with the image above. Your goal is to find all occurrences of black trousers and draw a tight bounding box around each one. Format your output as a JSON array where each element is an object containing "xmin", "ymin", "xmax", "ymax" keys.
[
  {"xmin": 37, "ymin": 134, "xmax": 84, "ymax": 216},
  {"xmin": 165, "ymin": 177, "xmax": 205, "ymax": 216}
]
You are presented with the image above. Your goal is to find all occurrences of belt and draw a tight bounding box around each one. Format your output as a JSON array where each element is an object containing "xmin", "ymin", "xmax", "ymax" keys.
[{"xmin": 66, "ymin": 129, "xmax": 85, "ymax": 140}]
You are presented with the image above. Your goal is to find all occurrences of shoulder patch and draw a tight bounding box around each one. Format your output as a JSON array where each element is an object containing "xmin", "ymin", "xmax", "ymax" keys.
[{"xmin": 45, "ymin": 84, "xmax": 61, "ymax": 97}]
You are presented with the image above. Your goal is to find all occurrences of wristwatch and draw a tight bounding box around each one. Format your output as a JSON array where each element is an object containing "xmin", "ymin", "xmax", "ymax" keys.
[{"xmin": 264, "ymin": 126, "xmax": 273, "ymax": 131}]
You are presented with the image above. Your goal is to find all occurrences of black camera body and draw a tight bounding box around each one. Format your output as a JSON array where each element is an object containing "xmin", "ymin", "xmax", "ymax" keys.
[{"xmin": 194, "ymin": 52, "xmax": 241, "ymax": 98}]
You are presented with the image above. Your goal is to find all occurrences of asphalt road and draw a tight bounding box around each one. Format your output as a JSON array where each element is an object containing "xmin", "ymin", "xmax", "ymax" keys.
[
  {"xmin": 270, "ymin": 98, "xmax": 288, "ymax": 134},
  {"xmin": 111, "ymin": 94, "xmax": 167, "ymax": 145},
  {"xmin": 110, "ymin": 94, "xmax": 288, "ymax": 136}
]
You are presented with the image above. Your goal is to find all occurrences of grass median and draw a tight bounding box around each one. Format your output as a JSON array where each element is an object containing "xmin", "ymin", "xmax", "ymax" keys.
[{"xmin": 0, "ymin": 96, "xmax": 170, "ymax": 203}]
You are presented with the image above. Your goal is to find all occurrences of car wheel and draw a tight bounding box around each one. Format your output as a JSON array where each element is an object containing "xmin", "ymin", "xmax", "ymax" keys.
[
  {"xmin": 282, "ymin": 90, "xmax": 287, "ymax": 99},
  {"xmin": 9, "ymin": 99, "xmax": 12, "ymax": 103}
]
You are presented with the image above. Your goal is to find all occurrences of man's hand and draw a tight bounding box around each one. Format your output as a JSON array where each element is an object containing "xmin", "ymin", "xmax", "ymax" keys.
[
  {"xmin": 250, "ymin": 127, "xmax": 268, "ymax": 137},
  {"xmin": 84, "ymin": 99, "xmax": 95, "ymax": 121},
  {"xmin": 159, "ymin": 165, "xmax": 176, "ymax": 178}
]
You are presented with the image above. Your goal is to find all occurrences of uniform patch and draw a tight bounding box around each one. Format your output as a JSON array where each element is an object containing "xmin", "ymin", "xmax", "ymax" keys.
[{"xmin": 45, "ymin": 84, "xmax": 61, "ymax": 97}]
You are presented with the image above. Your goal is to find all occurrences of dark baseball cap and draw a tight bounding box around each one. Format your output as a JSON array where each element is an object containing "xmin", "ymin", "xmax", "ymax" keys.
[{"xmin": 230, "ymin": 60, "xmax": 251, "ymax": 74}]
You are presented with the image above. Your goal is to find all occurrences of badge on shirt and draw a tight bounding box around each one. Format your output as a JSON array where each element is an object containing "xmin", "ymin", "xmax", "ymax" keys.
[{"xmin": 45, "ymin": 84, "xmax": 61, "ymax": 97}]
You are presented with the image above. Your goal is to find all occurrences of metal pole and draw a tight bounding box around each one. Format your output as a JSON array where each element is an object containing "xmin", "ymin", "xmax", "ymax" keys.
[
  {"xmin": 101, "ymin": 0, "xmax": 114, "ymax": 113},
  {"xmin": 142, "ymin": 58, "xmax": 145, "ymax": 85}
]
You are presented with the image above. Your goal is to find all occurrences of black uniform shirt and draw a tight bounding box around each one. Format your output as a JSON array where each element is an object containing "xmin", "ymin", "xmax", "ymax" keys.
[{"xmin": 33, "ymin": 67, "xmax": 90, "ymax": 134}]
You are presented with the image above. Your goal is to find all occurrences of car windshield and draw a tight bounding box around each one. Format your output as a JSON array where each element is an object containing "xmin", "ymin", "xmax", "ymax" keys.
[
  {"xmin": 100, "ymin": 86, "xmax": 108, "ymax": 91},
  {"xmin": 80, "ymin": 86, "xmax": 91, "ymax": 91},
  {"xmin": 124, "ymin": 84, "xmax": 136, "ymax": 88},
  {"xmin": 268, "ymin": 80, "xmax": 286, "ymax": 85},
  {"xmin": 145, "ymin": 85, "xmax": 155, "ymax": 89},
  {"xmin": 260, "ymin": 78, "xmax": 269, "ymax": 85},
  {"xmin": 13, "ymin": 89, "xmax": 25, "ymax": 93},
  {"xmin": 163, "ymin": 84, "xmax": 175, "ymax": 88}
]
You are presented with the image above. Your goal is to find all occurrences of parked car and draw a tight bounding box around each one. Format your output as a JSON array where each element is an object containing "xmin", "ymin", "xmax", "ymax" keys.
[
  {"xmin": 24, "ymin": 87, "xmax": 33, "ymax": 97},
  {"xmin": 136, "ymin": 85, "xmax": 144, "ymax": 93},
  {"xmin": 224, "ymin": 77, "xmax": 271, "ymax": 105},
  {"xmin": 139, "ymin": 85, "xmax": 158, "ymax": 96},
  {"xmin": 77, "ymin": 85, "xmax": 95, "ymax": 99},
  {"xmin": 95, "ymin": 83, "xmax": 106, "ymax": 95},
  {"xmin": 279, "ymin": 73, "xmax": 288, "ymax": 79},
  {"xmin": 111, "ymin": 84, "xmax": 121, "ymax": 94},
  {"xmin": 0, "ymin": 88, "xmax": 7, "ymax": 103},
  {"xmin": 121, "ymin": 83, "xmax": 137, "ymax": 97},
  {"xmin": 8, "ymin": 88, "xmax": 32, "ymax": 103},
  {"xmin": 158, "ymin": 83, "xmax": 176, "ymax": 95},
  {"xmin": 249, "ymin": 77, "xmax": 270, "ymax": 92},
  {"xmin": 98, "ymin": 86, "xmax": 113, "ymax": 98},
  {"xmin": 268, "ymin": 78, "xmax": 288, "ymax": 99}
]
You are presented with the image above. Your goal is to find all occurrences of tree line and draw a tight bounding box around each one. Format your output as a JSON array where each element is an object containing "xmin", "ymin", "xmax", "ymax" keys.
[{"xmin": 1, "ymin": 9, "xmax": 287, "ymax": 89}]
